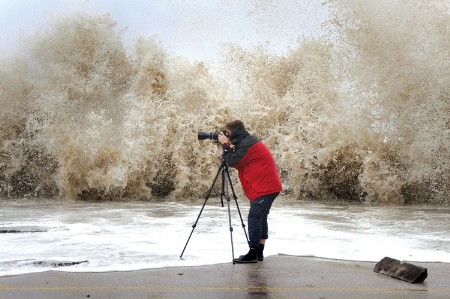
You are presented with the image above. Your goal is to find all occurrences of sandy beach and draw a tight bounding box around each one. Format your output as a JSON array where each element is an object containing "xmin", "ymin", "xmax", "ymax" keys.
[{"xmin": 0, "ymin": 255, "xmax": 449, "ymax": 299}]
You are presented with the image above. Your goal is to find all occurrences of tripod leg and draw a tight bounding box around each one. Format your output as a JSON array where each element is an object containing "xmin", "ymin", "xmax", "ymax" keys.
[
  {"xmin": 179, "ymin": 197, "xmax": 207, "ymax": 258},
  {"xmin": 222, "ymin": 166, "xmax": 235, "ymax": 262},
  {"xmin": 180, "ymin": 164, "xmax": 223, "ymax": 258},
  {"xmin": 225, "ymin": 165, "xmax": 250, "ymax": 245}
]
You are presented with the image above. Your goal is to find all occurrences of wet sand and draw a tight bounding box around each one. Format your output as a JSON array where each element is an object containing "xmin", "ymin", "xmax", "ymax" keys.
[{"xmin": 0, "ymin": 255, "xmax": 449, "ymax": 299}]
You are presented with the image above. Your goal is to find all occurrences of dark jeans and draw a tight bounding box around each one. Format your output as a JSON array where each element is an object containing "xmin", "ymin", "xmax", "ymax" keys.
[{"xmin": 248, "ymin": 192, "xmax": 279, "ymax": 248}]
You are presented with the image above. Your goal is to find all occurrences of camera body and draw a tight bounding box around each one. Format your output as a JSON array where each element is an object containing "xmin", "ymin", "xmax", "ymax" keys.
[{"xmin": 198, "ymin": 130, "xmax": 228, "ymax": 141}]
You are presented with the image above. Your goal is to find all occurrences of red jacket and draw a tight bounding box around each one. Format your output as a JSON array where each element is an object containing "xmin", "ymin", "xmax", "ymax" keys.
[
  {"xmin": 222, "ymin": 126, "xmax": 282, "ymax": 201},
  {"xmin": 232, "ymin": 141, "xmax": 282, "ymax": 201}
]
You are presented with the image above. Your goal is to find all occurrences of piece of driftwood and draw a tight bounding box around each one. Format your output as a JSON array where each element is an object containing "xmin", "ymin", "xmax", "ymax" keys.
[{"xmin": 373, "ymin": 257, "xmax": 427, "ymax": 283}]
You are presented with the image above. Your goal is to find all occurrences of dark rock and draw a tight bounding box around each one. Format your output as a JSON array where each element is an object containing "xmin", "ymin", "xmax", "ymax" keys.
[
  {"xmin": 374, "ymin": 257, "xmax": 427, "ymax": 283},
  {"xmin": 0, "ymin": 226, "xmax": 48, "ymax": 233},
  {"xmin": 32, "ymin": 260, "xmax": 89, "ymax": 267}
]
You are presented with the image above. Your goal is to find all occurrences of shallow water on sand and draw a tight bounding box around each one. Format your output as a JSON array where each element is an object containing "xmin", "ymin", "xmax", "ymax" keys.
[{"xmin": 0, "ymin": 198, "xmax": 449, "ymax": 277}]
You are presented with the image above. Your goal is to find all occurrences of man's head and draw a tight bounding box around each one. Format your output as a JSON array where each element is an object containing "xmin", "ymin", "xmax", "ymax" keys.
[
  {"xmin": 224, "ymin": 120, "xmax": 252, "ymax": 143},
  {"xmin": 225, "ymin": 120, "xmax": 245, "ymax": 135}
]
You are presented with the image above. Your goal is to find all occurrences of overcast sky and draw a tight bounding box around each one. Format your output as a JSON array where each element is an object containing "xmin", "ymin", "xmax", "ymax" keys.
[{"xmin": 0, "ymin": 0, "xmax": 328, "ymax": 61}]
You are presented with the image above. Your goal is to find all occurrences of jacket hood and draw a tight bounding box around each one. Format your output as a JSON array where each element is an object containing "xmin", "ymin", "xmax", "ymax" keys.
[{"xmin": 230, "ymin": 126, "xmax": 250, "ymax": 145}]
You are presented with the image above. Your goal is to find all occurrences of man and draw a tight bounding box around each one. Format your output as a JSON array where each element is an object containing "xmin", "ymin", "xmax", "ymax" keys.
[{"xmin": 218, "ymin": 120, "xmax": 282, "ymax": 263}]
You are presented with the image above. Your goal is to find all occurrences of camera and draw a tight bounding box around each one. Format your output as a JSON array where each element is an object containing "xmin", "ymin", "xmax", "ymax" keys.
[{"xmin": 198, "ymin": 130, "xmax": 228, "ymax": 141}]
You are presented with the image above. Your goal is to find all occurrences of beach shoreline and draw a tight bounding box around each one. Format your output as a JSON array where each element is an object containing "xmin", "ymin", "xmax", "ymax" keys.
[{"xmin": 0, "ymin": 255, "xmax": 449, "ymax": 299}]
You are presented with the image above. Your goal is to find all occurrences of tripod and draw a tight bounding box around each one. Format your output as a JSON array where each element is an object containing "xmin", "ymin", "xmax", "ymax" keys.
[{"xmin": 180, "ymin": 159, "xmax": 249, "ymax": 263}]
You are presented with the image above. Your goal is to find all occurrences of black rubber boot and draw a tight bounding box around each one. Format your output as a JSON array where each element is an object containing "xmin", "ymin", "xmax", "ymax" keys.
[
  {"xmin": 234, "ymin": 246, "xmax": 258, "ymax": 263},
  {"xmin": 258, "ymin": 244, "xmax": 264, "ymax": 261}
]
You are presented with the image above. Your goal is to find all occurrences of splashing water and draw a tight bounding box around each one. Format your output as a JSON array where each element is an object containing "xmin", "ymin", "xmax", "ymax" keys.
[
  {"xmin": 0, "ymin": 1, "xmax": 448, "ymax": 204},
  {"xmin": 1, "ymin": 199, "xmax": 449, "ymax": 277}
]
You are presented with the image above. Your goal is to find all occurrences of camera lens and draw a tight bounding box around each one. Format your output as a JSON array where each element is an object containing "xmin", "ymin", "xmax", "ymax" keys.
[{"xmin": 198, "ymin": 131, "xmax": 219, "ymax": 141}]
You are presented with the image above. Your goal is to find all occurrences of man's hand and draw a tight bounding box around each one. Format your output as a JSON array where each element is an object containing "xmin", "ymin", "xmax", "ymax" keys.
[{"xmin": 218, "ymin": 131, "xmax": 229, "ymax": 144}]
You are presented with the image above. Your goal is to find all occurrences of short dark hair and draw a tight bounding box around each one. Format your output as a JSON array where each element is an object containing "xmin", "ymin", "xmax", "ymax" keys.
[{"xmin": 225, "ymin": 120, "xmax": 245, "ymax": 131}]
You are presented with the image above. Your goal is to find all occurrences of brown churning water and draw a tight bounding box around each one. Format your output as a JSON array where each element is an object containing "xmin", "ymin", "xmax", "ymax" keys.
[{"xmin": 0, "ymin": 1, "xmax": 448, "ymax": 204}]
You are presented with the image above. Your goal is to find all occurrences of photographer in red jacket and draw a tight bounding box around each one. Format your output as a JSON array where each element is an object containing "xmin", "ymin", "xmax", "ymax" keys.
[{"xmin": 218, "ymin": 120, "xmax": 282, "ymax": 263}]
